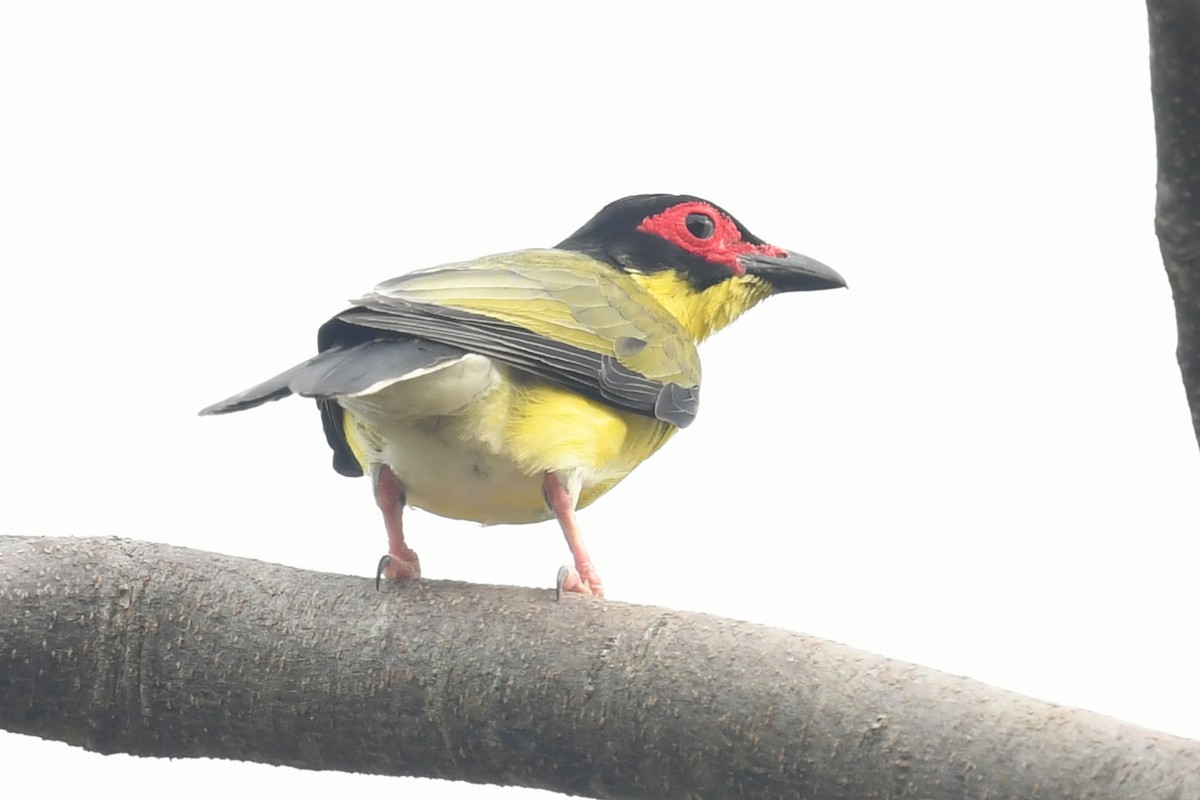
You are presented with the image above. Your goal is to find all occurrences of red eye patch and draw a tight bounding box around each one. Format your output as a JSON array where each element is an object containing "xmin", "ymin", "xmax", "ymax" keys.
[{"xmin": 636, "ymin": 201, "xmax": 786, "ymax": 275}]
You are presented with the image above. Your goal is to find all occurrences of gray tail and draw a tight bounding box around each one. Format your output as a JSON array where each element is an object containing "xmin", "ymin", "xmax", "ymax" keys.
[
  {"xmin": 198, "ymin": 360, "xmax": 311, "ymax": 415},
  {"xmin": 198, "ymin": 338, "xmax": 466, "ymax": 415}
]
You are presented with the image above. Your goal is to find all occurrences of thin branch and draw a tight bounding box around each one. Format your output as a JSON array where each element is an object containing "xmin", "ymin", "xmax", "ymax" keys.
[
  {"xmin": 1149, "ymin": 0, "xmax": 1200, "ymax": 450},
  {"xmin": 1, "ymin": 535, "xmax": 1196, "ymax": 800}
]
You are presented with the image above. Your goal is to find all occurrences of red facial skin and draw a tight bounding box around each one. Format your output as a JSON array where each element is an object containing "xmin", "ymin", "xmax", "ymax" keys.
[{"xmin": 636, "ymin": 201, "xmax": 786, "ymax": 276}]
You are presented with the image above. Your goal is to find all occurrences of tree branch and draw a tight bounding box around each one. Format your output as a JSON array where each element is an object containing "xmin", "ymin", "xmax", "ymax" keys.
[
  {"xmin": 1150, "ymin": 0, "xmax": 1200, "ymax": 450},
  {"xmin": 1, "ymin": 535, "xmax": 1196, "ymax": 799}
]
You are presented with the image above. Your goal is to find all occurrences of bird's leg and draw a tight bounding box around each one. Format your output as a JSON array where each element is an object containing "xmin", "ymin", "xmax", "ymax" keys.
[
  {"xmin": 543, "ymin": 471, "xmax": 604, "ymax": 598},
  {"xmin": 372, "ymin": 464, "xmax": 421, "ymax": 588}
]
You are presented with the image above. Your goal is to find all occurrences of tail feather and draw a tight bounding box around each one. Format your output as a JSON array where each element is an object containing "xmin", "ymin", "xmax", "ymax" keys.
[
  {"xmin": 288, "ymin": 339, "xmax": 465, "ymax": 398},
  {"xmin": 199, "ymin": 338, "xmax": 467, "ymax": 416},
  {"xmin": 198, "ymin": 360, "xmax": 314, "ymax": 415}
]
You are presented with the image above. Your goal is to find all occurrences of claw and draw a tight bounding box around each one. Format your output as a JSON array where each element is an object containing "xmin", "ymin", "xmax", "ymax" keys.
[
  {"xmin": 554, "ymin": 565, "xmax": 601, "ymax": 598},
  {"xmin": 376, "ymin": 555, "xmax": 392, "ymax": 591},
  {"xmin": 555, "ymin": 565, "xmax": 571, "ymax": 601},
  {"xmin": 374, "ymin": 550, "xmax": 421, "ymax": 589}
]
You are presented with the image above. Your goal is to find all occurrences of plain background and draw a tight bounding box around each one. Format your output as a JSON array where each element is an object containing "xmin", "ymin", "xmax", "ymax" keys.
[{"xmin": 2, "ymin": 2, "xmax": 1196, "ymax": 798}]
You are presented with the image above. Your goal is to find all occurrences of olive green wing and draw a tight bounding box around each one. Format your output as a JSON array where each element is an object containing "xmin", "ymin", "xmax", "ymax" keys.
[{"xmin": 337, "ymin": 249, "xmax": 701, "ymax": 427}]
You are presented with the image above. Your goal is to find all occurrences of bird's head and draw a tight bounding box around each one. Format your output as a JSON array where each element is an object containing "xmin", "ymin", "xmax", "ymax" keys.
[{"xmin": 556, "ymin": 194, "xmax": 845, "ymax": 341}]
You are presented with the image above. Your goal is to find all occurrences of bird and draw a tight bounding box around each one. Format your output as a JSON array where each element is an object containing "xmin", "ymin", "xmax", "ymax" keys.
[{"xmin": 200, "ymin": 194, "xmax": 845, "ymax": 597}]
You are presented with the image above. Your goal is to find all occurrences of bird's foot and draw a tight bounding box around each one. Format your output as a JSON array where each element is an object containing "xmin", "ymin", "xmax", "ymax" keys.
[
  {"xmin": 375, "ymin": 549, "xmax": 422, "ymax": 590},
  {"xmin": 555, "ymin": 564, "xmax": 604, "ymax": 599}
]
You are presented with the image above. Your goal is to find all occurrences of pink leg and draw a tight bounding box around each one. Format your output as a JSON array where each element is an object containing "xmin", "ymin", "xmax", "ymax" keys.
[
  {"xmin": 543, "ymin": 472, "xmax": 604, "ymax": 598},
  {"xmin": 373, "ymin": 464, "xmax": 421, "ymax": 589}
]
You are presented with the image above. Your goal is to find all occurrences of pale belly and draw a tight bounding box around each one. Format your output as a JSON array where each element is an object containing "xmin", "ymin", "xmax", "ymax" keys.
[
  {"xmin": 371, "ymin": 418, "xmax": 553, "ymax": 524},
  {"xmin": 336, "ymin": 352, "xmax": 673, "ymax": 525},
  {"xmin": 337, "ymin": 354, "xmax": 569, "ymax": 524}
]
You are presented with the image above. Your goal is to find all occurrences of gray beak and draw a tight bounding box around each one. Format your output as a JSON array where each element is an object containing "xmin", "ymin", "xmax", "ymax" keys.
[{"xmin": 739, "ymin": 250, "xmax": 847, "ymax": 292}]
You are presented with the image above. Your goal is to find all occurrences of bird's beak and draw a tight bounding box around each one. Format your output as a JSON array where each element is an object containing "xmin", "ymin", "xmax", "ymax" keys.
[{"xmin": 739, "ymin": 250, "xmax": 847, "ymax": 292}]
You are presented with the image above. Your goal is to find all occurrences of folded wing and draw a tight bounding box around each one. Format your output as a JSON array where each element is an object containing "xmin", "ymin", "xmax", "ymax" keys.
[{"xmin": 342, "ymin": 249, "xmax": 701, "ymax": 427}]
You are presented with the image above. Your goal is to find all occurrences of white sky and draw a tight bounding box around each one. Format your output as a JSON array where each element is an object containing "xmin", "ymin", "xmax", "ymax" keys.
[{"xmin": 2, "ymin": 2, "xmax": 1195, "ymax": 798}]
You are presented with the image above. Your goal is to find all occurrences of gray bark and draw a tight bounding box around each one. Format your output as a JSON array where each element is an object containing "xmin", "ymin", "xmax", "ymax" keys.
[
  {"xmin": 1150, "ymin": 0, "xmax": 1200, "ymax": 450},
  {"xmin": 1, "ymin": 535, "xmax": 1196, "ymax": 799}
]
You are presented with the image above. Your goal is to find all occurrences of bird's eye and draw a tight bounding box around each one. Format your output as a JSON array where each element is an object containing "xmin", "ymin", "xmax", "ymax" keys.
[{"xmin": 684, "ymin": 213, "xmax": 715, "ymax": 240}]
